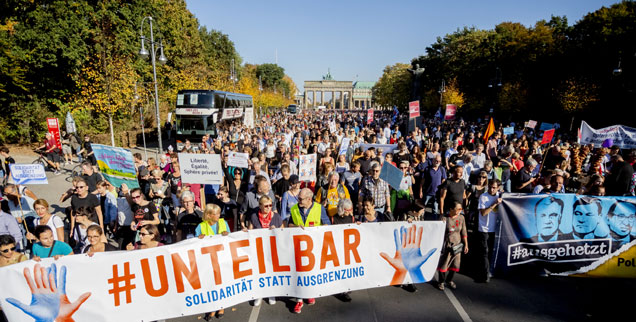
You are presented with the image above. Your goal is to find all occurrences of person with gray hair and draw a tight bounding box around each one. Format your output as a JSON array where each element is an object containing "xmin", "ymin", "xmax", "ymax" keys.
[
  {"xmin": 287, "ymin": 187, "xmax": 330, "ymax": 313},
  {"xmin": 175, "ymin": 190, "xmax": 202, "ymax": 241},
  {"xmin": 333, "ymin": 199, "xmax": 355, "ymax": 225},
  {"xmin": 513, "ymin": 158, "xmax": 538, "ymax": 193},
  {"xmin": 359, "ymin": 162, "xmax": 393, "ymax": 220}
]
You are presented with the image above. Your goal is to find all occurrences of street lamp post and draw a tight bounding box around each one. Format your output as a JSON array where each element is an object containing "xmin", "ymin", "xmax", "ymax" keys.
[
  {"xmin": 133, "ymin": 83, "xmax": 152, "ymax": 160},
  {"xmin": 258, "ymin": 75, "xmax": 263, "ymax": 117},
  {"xmin": 488, "ymin": 67, "xmax": 502, "ymax": 114},
  {"xmin": 139, "ymin": 16, "xmax": 167, "ymax": 157}
]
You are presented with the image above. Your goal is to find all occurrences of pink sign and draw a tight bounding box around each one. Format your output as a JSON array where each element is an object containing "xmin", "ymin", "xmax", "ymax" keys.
[
  {"xmin": 409, "ymin": 101, "xmax": 420, "ymax": 118},
  {"xmin": 47, "ymin": 118, "xmax": 62, "ymax": 148},
  {"xmin": 367, "ymin": 109, "xmax": 374, "ymax": 124},
  {"xmin": 444, "ymin": 104, "xmax": 456, "ymax": 120}
]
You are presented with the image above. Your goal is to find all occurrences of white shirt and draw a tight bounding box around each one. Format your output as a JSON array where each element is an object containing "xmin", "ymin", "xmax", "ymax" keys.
[
  {"xmin": 399, "ymin": 175, "xmax": 412, "ymax": 191},
  {"xmin": 478, "ymin": 192, "xmax": 499, "ymax": 233},
  {"xmin": 472, "ymin": 152, "xmax": 486, "ymax": 170}
]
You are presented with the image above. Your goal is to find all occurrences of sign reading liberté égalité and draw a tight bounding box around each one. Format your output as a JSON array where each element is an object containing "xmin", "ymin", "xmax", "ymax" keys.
[{"xmin": 178, "ymin": 153, "xmax": 223, "ymax": 185}]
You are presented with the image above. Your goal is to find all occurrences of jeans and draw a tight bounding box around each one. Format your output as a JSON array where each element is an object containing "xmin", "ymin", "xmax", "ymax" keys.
[
  {"xmin": 424, "ymin": 195, "xmax": 439, "ymax": 219},
  {"xmin": 476, "ymin": 232, "xmax": 495, "ymax": 281},
  {"xmin": 503, "ymin": 178, "xmax": 511, "ymax": 193}
]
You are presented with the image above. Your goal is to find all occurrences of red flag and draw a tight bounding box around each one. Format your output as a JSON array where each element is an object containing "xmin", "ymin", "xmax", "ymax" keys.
[
  {"xmin": 483, "ymin": 117, "xmax": 495, "ymax": 142},
  {"xmin": 541, "ymin": 129, "xmax": 555, "ymax": 145}
]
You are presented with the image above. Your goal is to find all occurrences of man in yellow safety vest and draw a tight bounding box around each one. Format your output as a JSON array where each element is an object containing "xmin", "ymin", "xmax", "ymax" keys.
[{"xmin": 286, "ymin": 188, "xmax": 331, "ymax": 313}]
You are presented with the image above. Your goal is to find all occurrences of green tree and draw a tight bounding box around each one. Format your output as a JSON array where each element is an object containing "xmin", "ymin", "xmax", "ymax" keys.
[
  {"xmin": 373, "ymin": 63, "xmax": 411, "ymax": 111},
  {"xmin": 256, "ymin": 64, "xmax": 285, "ymax": 89}
]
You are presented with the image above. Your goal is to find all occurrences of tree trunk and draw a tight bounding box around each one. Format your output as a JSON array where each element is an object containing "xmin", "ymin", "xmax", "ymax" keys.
[{"xmin": 109, "ymin": 113, "xmax": 115, "ymax": 147}]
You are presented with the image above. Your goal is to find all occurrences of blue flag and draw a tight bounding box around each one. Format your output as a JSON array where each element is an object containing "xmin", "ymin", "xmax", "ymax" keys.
[{"xmin": 391, "ymin": 106, "xmax": 399, "ymax": 125}]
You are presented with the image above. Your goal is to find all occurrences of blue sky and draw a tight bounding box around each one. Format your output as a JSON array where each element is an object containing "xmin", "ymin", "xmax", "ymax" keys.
[{"xmin": 185, "ymin": 0, "xmax": 619, "ymax": 91}]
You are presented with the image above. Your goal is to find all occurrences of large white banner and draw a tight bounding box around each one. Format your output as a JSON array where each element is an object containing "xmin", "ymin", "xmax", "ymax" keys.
[
  {"xmin": 298, "ymin": 154, "xmax": 317, "ymax": 182},
  {"xmin": 0, "ymin": 223, "xmax": 444, "ymax": 322},
  {"xmin": 178, "ymin": 153, "xmax": 223, "ymax": 185},
  {"xmin": 580, "ymin": 121, "xmax": 636, "ymax": 149}
]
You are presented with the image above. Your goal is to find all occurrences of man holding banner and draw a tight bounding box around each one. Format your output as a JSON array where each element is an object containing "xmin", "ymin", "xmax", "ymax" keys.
[{"xmin": 287, "ymin": 188, "xmax": 330, "ymax": 313}]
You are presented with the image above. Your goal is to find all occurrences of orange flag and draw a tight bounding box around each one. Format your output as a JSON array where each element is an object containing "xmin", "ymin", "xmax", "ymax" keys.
[{"xmin": 483, "ymin": 117, "xmax": 495, "ymax": 142}]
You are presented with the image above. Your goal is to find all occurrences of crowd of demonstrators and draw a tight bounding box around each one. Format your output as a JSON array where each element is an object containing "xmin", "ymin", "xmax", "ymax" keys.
[{"xmin": 0, "ymin": 108, "xmax": 635, "ymax": 320}]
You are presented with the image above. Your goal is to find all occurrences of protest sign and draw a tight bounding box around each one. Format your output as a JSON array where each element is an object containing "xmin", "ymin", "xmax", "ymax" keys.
[
  {"xmin": 92, "ymin": 144, "xmax": 139, "ymax": 189},
  {"xmin": 408, "ymin": 101, "xmax": 420, "ymax": 118},
  {"xmin": 9, "ymin": 164, "xmax": 48, "ymax": 185},
  {"xmin": 541, "ymin": 129, "xmax": 555, "ymax": 144},
  {"xmin": 0, "ymin": 222, "xmax": 444, "ymax": 322},
  {"xmin": 46, "ymin": 118, "xmax": 62, "ymax": 149},
  {"xmin": 444, "ymin": 104, "xmax": 456, "ymax": 120},
  {"xmin": 503, "ymin": 126, "xmax": 514, "ymax": 135},
  {"xmin": 579, "ymin": 121, "xmax": 636, "ymax": 149},
  {"xmin": 493, "ymin": 194, "xmax": 636, "ymax": 278},
  {"xmin": 379, "ymin": 161, "xmax": 404, "ymax": 190},
  {"xmin": 179, "ymin": 153, "xmax": 223, "ymax": 185},
  {"xmin": 338, "ymin": 138, "xmax": 350, "ymax": 156},
  {"xmin": 227, "ymin": 151, "xmax": 249, "ymax": 169},
  {"xmin": 526, "ymin": 120, "xmax": 537, "ymax": 129},
  {"xmin": 298, "ymin": 154, "xmax": 317, "ymax": 181},
  {"xmin": 539, "ymin": 122, "xmax": 554, "ymax": 131},
  {"xmin": 358, "ymin": 144, "xmax": 397, "ymax": 156},
  {"xmin": 244, "ymin": 108, "xmax": 255, "ymax": 128},
  {"xmin": 367, "ymin": 109, "xmax": 374, "ymax": 124}
]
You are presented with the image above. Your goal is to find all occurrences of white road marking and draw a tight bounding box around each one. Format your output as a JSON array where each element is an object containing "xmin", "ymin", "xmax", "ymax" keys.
[
  {"xmin": 248, "ymin": 302, "xmax": 261, "ymax": 322},
  {"xmin": 444, "ymin": 288, "xmax": 473, "ymax": 322}
]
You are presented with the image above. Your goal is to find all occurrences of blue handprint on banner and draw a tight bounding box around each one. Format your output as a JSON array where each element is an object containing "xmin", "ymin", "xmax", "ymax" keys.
[
  {"xmin": 5, "ymin": 263, "xmax": 91, "ymax": 322},
  {"xmin": 380, "ymin": 225, "xmax": 437, "ymax": 284}
]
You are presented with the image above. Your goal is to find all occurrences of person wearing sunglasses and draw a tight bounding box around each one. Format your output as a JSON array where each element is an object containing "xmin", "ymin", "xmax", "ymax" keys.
[
  {"xmin": 70, "ymin": 177, "xmax": 103, "ymax": 236},
  {"xmin": 126, "ymin": 224, "xmax": 162, "ymax": 250},
  {"xmin": 0, "ymin": 234, "xmax": 27, "ymax": 267},
  {"xmin": 247, "ymin": 196, "xmax": 283, "ymax": 307},
  {"xmin": 129, "ymin": 188, "xmax": 160, "ymax": 233}
]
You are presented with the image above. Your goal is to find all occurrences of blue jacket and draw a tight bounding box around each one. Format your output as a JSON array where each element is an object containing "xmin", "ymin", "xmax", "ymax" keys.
[{"xmin": 102, "ymin": 192, "xmax": 118, "ymax": 224}]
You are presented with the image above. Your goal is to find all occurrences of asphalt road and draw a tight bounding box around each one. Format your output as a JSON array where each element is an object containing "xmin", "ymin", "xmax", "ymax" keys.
[{"xmin": 12, "ymin": 151, "xmax": 636, "ymax": 322}]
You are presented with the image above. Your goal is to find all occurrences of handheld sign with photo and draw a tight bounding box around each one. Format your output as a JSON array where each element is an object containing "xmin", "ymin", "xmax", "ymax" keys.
[
  {"xmin": 379, "ymin": 161, "xmax": 404, "ymax": 190},
  {"xmin": 9, "ymin": 164, "xmax": 48, "ymax": 185},
  {"xmin": 227, "ymin": 151, "xmax": 249, "ymax": 169},
  {"xmin": 409, "ymin": 101, "xmax": 420, "ymax": 119},
  {"xmin": 338, "ymin": 138, "xmax": 350, "ymax": 156},
  {"xmin": 179, "ymin": 153, "xmax": 223, "ymax": 185},
  {"xmin": 298, "ymin": 154, "xmax": 317, "ymax": 182},
  {"xmin": 92, "ymin": 144, "xmax": 139, "ymax": 188},
  {"xmin": 367, "ymin": 109, "xmax": 374, "ymax": 125}
]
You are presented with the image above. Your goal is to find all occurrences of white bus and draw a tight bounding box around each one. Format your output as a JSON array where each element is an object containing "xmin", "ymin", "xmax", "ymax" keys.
[{"xmin": 175, "ymin": 90, "xmax": 253, "ymax": 150}]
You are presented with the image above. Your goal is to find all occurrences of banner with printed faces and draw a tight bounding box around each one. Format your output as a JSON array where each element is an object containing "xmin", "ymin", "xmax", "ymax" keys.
[
  {"xmin": 298, "ymin": 154, "xmax": 317, "ymax": 182},
  {"xmin": 493, "ymin": 194, "xmax": 636, "ymax": 278},
  {"xmin": 0, "ymin": 222, "xmax": 444, "ymax": 322}
]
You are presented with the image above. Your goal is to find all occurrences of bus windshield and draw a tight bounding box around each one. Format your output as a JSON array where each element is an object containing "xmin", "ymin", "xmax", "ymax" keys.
[{"xmin": 175, "ymin": 114, "xmax": 217, "ymax": 137}]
